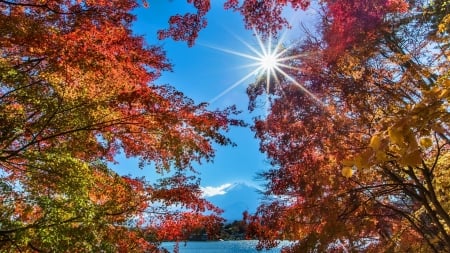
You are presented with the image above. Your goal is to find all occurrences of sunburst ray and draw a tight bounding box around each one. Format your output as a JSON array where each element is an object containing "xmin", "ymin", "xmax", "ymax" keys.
[
  {"xmin": 207, "ymin": 30, "xmax": 322, "ymax": 107},
  {"xmin": 209, "ymin": 67, "xmax": 263, "ymax": 104}
]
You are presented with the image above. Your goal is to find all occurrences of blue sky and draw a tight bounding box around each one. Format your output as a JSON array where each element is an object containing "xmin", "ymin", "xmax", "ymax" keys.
[{"xmin": 112, "ymin": 1, "xmax": 317, "ymax": 197}]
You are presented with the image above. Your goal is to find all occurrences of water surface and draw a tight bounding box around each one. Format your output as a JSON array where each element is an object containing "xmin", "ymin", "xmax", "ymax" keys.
[{"xmin": 161, "ymin": 240, "xmax": 289, "ymax": 253}]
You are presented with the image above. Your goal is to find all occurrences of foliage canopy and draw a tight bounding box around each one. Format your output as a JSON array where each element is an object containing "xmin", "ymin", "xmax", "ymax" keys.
[
  {"xmin": 1, "ymin": 0, "xmax": 449, "ymax": 252},
  {"xmin": 235, "ymin": 0, "xmax": 449, "ymax": 252},
  {"xmin": 0, "ymin": 0, "xmax": 244, "ymax": 251}
]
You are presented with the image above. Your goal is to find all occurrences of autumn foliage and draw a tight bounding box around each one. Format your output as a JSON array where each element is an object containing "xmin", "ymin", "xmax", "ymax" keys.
[
  {"xmin": 1, "ymin": 0, "xmax": 449, "ymax": 252},
  {"xmin": 0, "ymin": 0, "xmax": 244, "ymax": 251},
  {"xmin": 160, "ymin": 0, "xmax": 449, "ymax": 252},
  {"xmin": 238, "ymin": 0, "xmax": 449, "ymax": 252}
]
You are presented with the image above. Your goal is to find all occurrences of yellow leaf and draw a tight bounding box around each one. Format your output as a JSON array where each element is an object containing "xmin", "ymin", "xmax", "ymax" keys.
[
  {"xmin": 354, "ymin": 149, "xmax": 374, "ymax": 169},
  {"xmin": 438, "ymin": 88, "xmax": 449, "ymax": 99},
  {"xmin": 400, "ymin": 149, "xmax": 422, "ymax": 166},
  {"xmin": 419, "ymin": 137, "xmax": 433, "ymax": 148},
  {"xmin": 438, "ymin": 14, "xmax": 450, "ymax": 33},
  {"xmin": 405, "ymin": 132, "xmax": 419, "ymax": 150},
  {"xmin": 388, "ymin": 126, "xmax": 404, "ymax": 145},
  {"xmin": 369, "ymin": 134, "xmax": 382, "ymax": 150},
  {"xmin": 375, "ymin": 151, "xmax": 388, "ymax": 162},
  {"xmin": 341, "ymin": 167, "xmax": 354, "ymax": 178}
]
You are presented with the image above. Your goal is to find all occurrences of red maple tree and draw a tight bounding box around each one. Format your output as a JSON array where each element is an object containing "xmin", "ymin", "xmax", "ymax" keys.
[
  {"xmin": 0, "ymin": 0, "xmax": 243, "ymax": 251},
  {"xmin": 239, "ymin": 0, "xmax": 450, "ymax": 252}
]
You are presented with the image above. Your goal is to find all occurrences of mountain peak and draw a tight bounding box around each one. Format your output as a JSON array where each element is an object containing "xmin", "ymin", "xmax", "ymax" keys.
[{"xmin": 203, "ymin": 182, "xmax": 262, "ymax": 222}]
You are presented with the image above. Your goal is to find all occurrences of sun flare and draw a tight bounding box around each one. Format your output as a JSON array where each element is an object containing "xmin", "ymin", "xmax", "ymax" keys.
[
  {"xmin": 206, "ymin": 30, "xmax": 322, "ymax": 105},
  {"xmin": 259, "ymin": 51, "xmax": 279, "ymax": 71}
]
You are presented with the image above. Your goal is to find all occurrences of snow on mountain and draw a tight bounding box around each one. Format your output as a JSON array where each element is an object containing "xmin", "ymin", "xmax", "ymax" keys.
[{"xmin": 204, "ymin": 182, "xmax": 262, "ymax": 222}]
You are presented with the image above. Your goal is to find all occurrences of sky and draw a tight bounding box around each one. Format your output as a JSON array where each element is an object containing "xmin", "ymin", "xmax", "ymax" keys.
[{"xmin": 111, "ymin": 1, "xmax": 318, "ymax": 198}]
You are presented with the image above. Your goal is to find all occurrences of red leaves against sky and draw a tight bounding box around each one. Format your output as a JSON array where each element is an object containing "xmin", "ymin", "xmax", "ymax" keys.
[
  {"xmin": 158, "ymin": 13, "xmax": 208, "ymax": 47},
  {"xmin": 240, "ymin": 0, "xmax": 450, "ymax": 252},
  {"xmin": 159, "ymin": 0, "xmax": 310, "ymax": 46},
  {"xmin": 161, "ymin": 0, "xmax": 407, "ymax": 53},
  {"xmin": 160, "ymin": 0, "xmax": 406, "ymax": 50},
  {"xmin": 323, "ymin": 0, "xmax": 409, "ymax": 60},
  {"xmin": 148, "ymin": 0, "xmax": 447, "ymax": 251},
  {"xmin": 224, "ymin": 0, "xmax": 310, "ymax": 37},
  {"xmin": 158, "ymin": 0, "xmax": 211, "ymax": 46},
  {"xmin": 0, "ymin": 0, "xmax": 243, "ymax": 251},
  {"xmin": 2, "ymin": 0, "xmax": 441, "ymax": 252}
]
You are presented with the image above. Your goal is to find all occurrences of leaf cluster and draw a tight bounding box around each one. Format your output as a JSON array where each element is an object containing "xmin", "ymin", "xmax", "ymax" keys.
[
  {"xmin": 0, "ymin": 0, "xmax": 243, "ymax": 251},
  {"xmin": 241, "ymin": 0, "xmax": 450, "ymax": 252}
]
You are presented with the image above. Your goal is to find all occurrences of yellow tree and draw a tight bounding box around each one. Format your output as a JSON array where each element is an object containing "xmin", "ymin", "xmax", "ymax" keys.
[{"xmin": 238, "ymin": 0, "xmax": 450, "ymax": 252}]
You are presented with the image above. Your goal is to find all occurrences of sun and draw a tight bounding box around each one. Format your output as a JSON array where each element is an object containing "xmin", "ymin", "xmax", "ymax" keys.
[
  {"xmin": 259, "ymin": 54, "xmax": 278, "ymax": 72},
  {"xmin": 259, "ymin": 50, "xmax": 280, "ymax": 71},
  {"xmin": 206, "ymin": 30, "xmax": 322, "ymax": 105}
]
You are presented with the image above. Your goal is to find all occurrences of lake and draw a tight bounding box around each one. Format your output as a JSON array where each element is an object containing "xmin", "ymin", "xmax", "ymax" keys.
[{"xmin": 160, "ymin": 240, "xmax": 290, "ymax": 253}]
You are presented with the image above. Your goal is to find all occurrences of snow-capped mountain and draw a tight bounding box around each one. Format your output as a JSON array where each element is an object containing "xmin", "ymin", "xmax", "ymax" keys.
[{"xmin": 205, "ymin": 182, "xmax": 262, "ymax": 222}]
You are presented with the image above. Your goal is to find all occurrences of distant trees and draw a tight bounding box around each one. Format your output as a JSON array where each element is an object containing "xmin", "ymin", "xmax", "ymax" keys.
[
  {"xmin": 220, "ymin": 220, "xmax": 248, "ymax": 240},
  {"xmin": 186, "ymin": 220, "xmax": 248, "ymax": 241}
]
